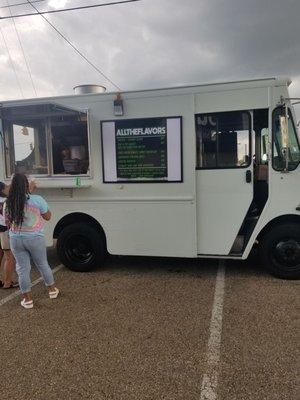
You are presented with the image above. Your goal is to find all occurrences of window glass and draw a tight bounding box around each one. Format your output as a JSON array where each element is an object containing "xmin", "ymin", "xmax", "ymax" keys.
[
  {"xmin": 12, "ymin": 123, "xmax": 48, "ymax": 174},
  {"xmin": 196, "ymin": 111, "xmax": 251, "ymax": 169},
  {"xmin": 3, "ymin": 117, "xmax": 48, "ymax": 176},
  {"xmin": 260, "ymin": 128, "xmax": 269, "ymax": 164},
  {"xmin": 272, "ymin": 108, "xmax": 300, "ymax": 171},
  {"xmin": 253, "ymin": 108, "xmax": 269, "ymax": 165},
  {"xmin": 50, "ymin": 112, "xmax": 89, "ymax": 175}
]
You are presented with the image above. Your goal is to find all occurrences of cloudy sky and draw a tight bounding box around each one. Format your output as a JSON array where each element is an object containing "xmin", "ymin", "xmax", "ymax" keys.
[{"xmin": 0, "ymin": 0, "xmax": 300, "ymax": 114}]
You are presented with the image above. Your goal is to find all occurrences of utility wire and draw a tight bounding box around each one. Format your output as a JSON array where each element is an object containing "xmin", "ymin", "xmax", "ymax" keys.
[
  {"xmin": 0, "ymin": 0, "xmax": 46, "ymax": 9},
  {"xmin": 25, "ymin": 0, "xmax": 122, "ymax": 91},
  {"xmin": 6, "ymin": 0, "xmax": 38, "ymax": 96},
  {"xmin": 0, "ymin": 25, "xmax": 24, "ymax": 97},
  {"xmin": 0, "ymin": 0, "xmax": 141, "ymax": 19}
]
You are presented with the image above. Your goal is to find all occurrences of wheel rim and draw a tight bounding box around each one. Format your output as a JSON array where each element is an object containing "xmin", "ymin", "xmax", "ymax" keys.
[
  {"xmin": 271, "ymin": 238, "xmax": 300, "ymax": 270},
  {"xmin": 64, "ymin": 234, "xmax": 95, "ymax": 265}
]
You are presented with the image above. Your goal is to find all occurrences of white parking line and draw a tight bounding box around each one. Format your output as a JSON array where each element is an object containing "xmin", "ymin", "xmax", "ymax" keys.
[
  {"xmin": 0, "ymin": 264, "xmax": 64, "ymax": 307},
  {"xmin": 200, "ymin": 261, "xmax": 226, "ymax": 400}
]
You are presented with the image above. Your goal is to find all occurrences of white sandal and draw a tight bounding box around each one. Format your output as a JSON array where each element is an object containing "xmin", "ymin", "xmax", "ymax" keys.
[
  {"xmin": 21, "ymin": 299, "xmax": 33, "ymax": 309},
  {"xmin": 49, "ymin": 288, "xmax": 59, "ymax": 299}
]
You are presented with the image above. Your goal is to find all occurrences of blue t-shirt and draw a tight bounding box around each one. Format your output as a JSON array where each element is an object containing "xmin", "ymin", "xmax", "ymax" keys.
[{"xmin": 6, "ymin": 194, "xmax": 49, "ymax": 238}]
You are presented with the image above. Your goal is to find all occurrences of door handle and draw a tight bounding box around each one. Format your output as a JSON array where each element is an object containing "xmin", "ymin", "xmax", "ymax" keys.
[{"xmin": 246, "ymin": 170, "xmax": 252, "ymax": 183}]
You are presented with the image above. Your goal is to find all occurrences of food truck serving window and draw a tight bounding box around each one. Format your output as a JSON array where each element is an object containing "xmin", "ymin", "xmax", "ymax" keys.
[
  {"xmin": 101, "ymin": 117, "xmax": 182, "ymax": 183},
  {"xmin": 1, "ymin": 103, "xmax": 90, "ymax": 177}
]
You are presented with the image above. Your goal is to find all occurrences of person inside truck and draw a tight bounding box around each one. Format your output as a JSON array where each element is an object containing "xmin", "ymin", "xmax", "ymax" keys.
[{"xmin": 52, "ymin": 134, "xmax": 69, "ymax": 174}]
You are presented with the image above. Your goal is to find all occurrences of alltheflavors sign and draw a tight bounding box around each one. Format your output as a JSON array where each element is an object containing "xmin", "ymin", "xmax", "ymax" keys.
[
  {"xmin": 101, "ymin": 116, "xmax": 182, "ymax": 183},
  {"xmin": 115, "ymin": 118, "xmax": 167, "ymax": 180}
]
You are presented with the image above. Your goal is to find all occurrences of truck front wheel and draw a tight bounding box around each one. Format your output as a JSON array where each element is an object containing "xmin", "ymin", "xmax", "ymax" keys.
[
  {"xmin": 57, "ymin": 223, "xmax": 106, "ymax": 272},
  {"xmin": 260, "ymin": 223, "xmax": 300, "ymax": 279}
]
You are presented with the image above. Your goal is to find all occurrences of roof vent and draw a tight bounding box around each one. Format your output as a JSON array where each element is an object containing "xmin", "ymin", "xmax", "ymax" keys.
[{"xmin": 73, "ymin": 84, "xmax": 106, "ymax": 95}]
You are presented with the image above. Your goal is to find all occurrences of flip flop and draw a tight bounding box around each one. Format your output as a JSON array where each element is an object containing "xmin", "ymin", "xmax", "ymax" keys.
[{"xmin": 2, "ymin": 283, "xmax": 19, "ymax": 289}]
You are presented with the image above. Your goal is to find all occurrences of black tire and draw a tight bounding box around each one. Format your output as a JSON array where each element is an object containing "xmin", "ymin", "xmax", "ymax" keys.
[
  {"xmin": 57, "ymin": 223, "xmax": 106, "ymax": 272},
  {"xmin": 259, "ymin": 223, "xmax": 300, "ymax": 279}
]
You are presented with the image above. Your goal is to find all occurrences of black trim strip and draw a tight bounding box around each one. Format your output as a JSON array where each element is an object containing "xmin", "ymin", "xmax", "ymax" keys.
[{"xmin": 197, "ymin": 253, "xmax": 243, "ymax": 258}]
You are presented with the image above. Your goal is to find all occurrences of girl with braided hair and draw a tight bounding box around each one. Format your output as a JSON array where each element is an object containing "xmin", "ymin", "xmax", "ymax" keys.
[{"xmin": 4, "ymin": 173, "xmax": 59, "ymax": 309}]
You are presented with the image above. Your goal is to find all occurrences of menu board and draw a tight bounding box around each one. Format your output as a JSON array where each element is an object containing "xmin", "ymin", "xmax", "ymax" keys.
[
  {"xmin": 101, "ymin": 117, "xmax": 182, "ymax": 183},
  {"xmin": 115, "ymin": 118, "xmax": 167, "ymax": 180}
]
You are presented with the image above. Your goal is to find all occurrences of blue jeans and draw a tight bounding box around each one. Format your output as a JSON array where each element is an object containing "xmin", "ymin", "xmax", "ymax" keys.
[{"xmin": 10, "ymin": 236, "xmax": 55, "ymax": 294}]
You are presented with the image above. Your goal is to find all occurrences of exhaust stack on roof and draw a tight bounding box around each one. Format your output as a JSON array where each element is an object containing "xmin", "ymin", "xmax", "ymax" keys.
[{"xmin": 73, "ymin": 84, "xmax": 106, "ymax": 95}]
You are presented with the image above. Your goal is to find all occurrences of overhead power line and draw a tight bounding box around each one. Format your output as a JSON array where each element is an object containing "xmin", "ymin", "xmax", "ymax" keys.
[
  {"xmin": 0, "ymin": 25, "xmax": 24, "ymax": 97},
  {"xmin": 6, "ymin": 0, "xmax": 38, "ymax": 96},
  {"xmin": 25, "ymin": 0, "xmax": 122, "ymax": 91},
  {"xmin": 0, "ymin": 0, "xmax": 46, "ymax": 9},
  {"xmin": 0, "ymin": 0, "xmax": 141, "ymax": 19}
]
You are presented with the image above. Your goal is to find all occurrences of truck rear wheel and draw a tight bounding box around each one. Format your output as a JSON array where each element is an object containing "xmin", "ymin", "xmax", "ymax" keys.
[
  {"xmin": 57, "ymin": 223, "xmax": 106, "ymax": 272},
  {"xmin": 260, "ymin": 223, "xmax": 300, "ymax": 279}
]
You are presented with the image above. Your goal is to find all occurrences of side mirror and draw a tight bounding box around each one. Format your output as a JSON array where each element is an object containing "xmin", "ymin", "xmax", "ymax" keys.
[{"xmin": 279, "ymin": 115, "xmax": 289, "ymax": 171}]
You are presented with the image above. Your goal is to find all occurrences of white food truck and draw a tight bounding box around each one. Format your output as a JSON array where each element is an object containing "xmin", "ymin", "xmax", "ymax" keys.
[{"xmin": 0, "ymin": 77, "xmax": 299, "ymax": 279}]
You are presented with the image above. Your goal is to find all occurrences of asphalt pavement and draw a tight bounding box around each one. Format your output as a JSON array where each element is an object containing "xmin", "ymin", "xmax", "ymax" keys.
[{"xmin": 0, "ymin": 250, "xmax": 298, "ymax": 400}]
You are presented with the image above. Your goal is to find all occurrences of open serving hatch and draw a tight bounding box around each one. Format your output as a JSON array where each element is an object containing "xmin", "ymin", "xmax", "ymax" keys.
[{"xmin": 0, "ymin": 102, "xmax": 92, "ymax": 187}]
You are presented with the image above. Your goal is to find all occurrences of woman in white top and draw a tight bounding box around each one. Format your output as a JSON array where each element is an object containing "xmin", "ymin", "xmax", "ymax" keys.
[{"xmin": 0, "ymin": 181, "xmax": 17, "ymax": 289}]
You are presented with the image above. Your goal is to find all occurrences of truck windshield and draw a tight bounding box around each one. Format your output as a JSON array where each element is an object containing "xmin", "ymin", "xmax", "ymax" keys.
[{"xmin": 272, "ymin": 107, "xmax": 300, "ymax": 171}]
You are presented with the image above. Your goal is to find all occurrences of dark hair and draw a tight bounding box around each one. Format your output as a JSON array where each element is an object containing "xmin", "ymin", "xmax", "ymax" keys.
[
  {"xmin": 6, "ymin": 174, "xmax": 29, "ymax": 227},
  {"xmin": 0, "ymin": 182, "xmax": 5, "ymax": 197}
]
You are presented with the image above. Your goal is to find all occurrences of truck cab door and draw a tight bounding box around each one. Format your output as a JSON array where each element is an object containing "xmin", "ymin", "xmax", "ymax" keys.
[{"xmin": 196, "ymin": 111, "xmax": 253, "ymax": 255}]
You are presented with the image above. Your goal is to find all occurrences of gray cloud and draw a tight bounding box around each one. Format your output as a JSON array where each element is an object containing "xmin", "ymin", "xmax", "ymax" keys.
[{"xmin": 0, "ymin": 0, "xmax": 299, "ymax": 108}]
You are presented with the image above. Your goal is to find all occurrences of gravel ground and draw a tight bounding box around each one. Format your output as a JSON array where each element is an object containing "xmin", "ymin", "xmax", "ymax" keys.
[{"xmin": 0, "ymin": 250, "xmax": 298, "ymax": 400}]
